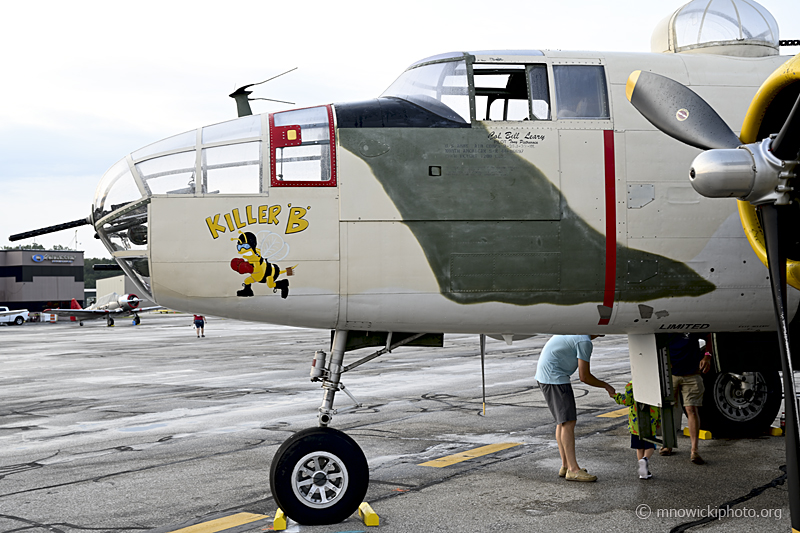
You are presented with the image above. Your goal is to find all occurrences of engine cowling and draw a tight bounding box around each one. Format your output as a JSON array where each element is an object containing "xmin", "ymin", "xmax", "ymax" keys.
[
  {"xmin": 118, "ymin": 294, "xmax": 140, "ymax": 311},
  {"xmin": 736, "ymin": 54, "xmax": 800, "ymax": 289}
]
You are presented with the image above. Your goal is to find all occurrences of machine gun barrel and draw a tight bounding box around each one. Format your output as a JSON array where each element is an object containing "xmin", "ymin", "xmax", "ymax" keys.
[
  {"xmin": 9, "ymin": 217, "xmax": 91, "ymax": 242},
  {"xmin": 92, "ymin": 263, "xmax": 123, "ymax": 271}
]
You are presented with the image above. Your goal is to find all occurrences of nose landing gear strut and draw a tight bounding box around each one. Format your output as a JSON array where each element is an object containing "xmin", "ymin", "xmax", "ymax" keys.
[{"xmin": 269, "ymin": 330, "xmax": 368, "ymax": 525}]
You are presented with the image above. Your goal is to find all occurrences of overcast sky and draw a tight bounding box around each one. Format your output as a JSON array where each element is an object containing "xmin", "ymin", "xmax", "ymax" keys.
[{"xmin": 1, "ymin": 0, "xmax": 798, "ymax": 258}]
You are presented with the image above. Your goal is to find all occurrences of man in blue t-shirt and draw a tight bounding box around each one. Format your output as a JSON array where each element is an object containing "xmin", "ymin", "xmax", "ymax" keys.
[{"xmin": 535, "ymin": 335, "xmax": 616, "ymax": 482}]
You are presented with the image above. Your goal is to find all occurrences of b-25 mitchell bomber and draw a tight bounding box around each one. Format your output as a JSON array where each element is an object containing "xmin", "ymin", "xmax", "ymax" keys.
[{"xmin": 11, "ymin": 0, "xmax": 800, "ymax": 526}]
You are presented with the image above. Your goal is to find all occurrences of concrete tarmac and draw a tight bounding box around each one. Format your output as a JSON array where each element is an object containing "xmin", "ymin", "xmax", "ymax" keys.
[{"xmin": 0, "ymin": 313, "xmax": 791, "ymax": 532}]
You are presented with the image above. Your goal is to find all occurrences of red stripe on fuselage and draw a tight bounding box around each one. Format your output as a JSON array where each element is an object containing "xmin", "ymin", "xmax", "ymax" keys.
[{"xmin": 599, "ymin": 130, "xmax": 616, "ymax": 326}]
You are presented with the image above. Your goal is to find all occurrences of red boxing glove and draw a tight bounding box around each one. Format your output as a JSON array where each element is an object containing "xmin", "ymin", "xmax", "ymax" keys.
[{"xmin": 230, "ymin": 258, "xmax": 254, "ymax": 274}]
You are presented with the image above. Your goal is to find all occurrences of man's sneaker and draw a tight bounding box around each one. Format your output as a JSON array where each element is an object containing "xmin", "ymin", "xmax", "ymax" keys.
[
  {"xmin": 561, "ymin": 466, "xmax": 588, "ymax": 478},
  {"xmin": 566, "ymin": 468, "xmax": 597, "ymax": 482},
  {"xmin": 638, "ymin": 458, "xmax": 652, "ymax": 479}
]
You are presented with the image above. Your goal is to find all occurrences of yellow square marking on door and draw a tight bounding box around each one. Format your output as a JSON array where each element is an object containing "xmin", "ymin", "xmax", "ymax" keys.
[
  {"xmin": 419, "ymin": 442, "xmax": 521, "ymax": 467},
  {"xmin": 597, "ymin": 407, "xmax": 628, "ymax": 418},
  {"xmin": 287, "ymin": 130, "xmax": 297, "ymax": 141},
  {"xmin": 166, "ymin": 512, "xmax": 269, "ymax": 533}
]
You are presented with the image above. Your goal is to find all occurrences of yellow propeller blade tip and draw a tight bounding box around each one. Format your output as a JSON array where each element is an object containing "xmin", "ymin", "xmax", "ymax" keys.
[{"xmin": 626, "ymin": 70, "xmax": 641, "ymax": 102}]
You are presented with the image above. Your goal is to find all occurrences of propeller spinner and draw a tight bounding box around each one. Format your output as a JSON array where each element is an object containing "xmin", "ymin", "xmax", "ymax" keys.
[{"xmin": 627, "ymin": 57, "xmax": 800, "ymax": 527}]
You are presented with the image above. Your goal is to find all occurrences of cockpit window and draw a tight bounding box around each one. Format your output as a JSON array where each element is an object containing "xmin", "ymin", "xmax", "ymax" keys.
[
  {"xmin": 474, "ymin": 65, "xmax": 528, "ymax": 121},
  {"xmin": 472, "ymin": 65, "xmax": 528, "ymax": 120},
  {"xmin": 203, "ymin": 142, "xmax": 261, "ymax": 194},
  {"xmin": 270, "ymin": 105, "xmax": 336, "ymax": 187},
  {"xmin": 135, "ymin": 151, "xmax": 197, "ymax": 195},
  {"xmin": 554, "ymin": 65, "xmax": 610, "ymax": 120},
  {"xmin": 529, "ymin": 65, "xmax": 551, "ymax": 120},
  {"xmin": 93, "ymin": 158, "xmax": 142, "ymax": 222},
  {"xmin": 474, "ymin": 64, "xmax": 551, "ymax": 122},
  {"xmin": 202, "ymin": 115, "xmax": 261, "ymax": 144},
  {"xmin": 381, "ymin": 60, "xmax": 470, "ymax": 124},
  {"xmin": 131, "ymin": 130, "xmax": 196, "ymax": 161}
]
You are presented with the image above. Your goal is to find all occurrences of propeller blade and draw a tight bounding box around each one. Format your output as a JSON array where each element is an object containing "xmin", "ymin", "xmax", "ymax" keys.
[
  {"xmin": 626, "ymin": 70, "xmax": 741, "ymax": 150},
  {"xmin": 771, "ymin": 92, "xmax": 800, "ymax": 161},
  {"xmin": 759, "ymin": 203, "xmax": 800, "ymax": 526},
  {"xmin": 9, "ymin": 217, "xmax": 91, "ymax": 242}
]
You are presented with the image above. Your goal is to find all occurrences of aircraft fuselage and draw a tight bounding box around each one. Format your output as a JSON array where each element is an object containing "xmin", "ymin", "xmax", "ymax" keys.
[{"xmin": 95, "ymin": 50, "xmax": 794, "ymax": 336}]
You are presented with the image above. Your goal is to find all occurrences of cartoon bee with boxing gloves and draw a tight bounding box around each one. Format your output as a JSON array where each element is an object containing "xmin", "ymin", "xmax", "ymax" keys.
[{"xmin": 230, "ymin": 231, "xmax": 293, "ymax": 298}]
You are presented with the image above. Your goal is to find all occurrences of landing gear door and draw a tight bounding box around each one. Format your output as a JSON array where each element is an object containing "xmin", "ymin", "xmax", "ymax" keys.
[{"xmin": 628, "ymin": 333, "xmax": 677, "ymax": 448}]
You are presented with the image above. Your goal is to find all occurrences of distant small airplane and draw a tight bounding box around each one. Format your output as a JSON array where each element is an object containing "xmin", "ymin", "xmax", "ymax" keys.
[{"xmin": 46, "ymin": 292, "xmax": 162, "ymax": 326}]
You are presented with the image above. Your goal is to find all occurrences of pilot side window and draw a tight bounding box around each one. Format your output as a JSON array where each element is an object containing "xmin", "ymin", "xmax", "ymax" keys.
[
  {"xmin": 473, "ymin": 64, "xmax": 550, "ymax": 121},
  {"xmin": 474, "ymin": 65, "xmax": 529, "ymax": 121},
  {"xmin": 554, "ymin": 65, "xmax": 610, "ymax": 120},
  {"xmin": 528, "ymin": 65, "xmax": 550, "ymax": 120}
]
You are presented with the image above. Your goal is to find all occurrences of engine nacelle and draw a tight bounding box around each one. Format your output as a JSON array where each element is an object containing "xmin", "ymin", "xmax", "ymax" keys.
[
  {"xmin": 690, "ymin": 138, "xmax": 796, "ymax": 205},
  {"xmin": 118, "ymin": 294, "xmax": 140, "ymax": 311},
  {"xmin": 689, "ymin": 147, "xmax": 755, "ymax": 199}
]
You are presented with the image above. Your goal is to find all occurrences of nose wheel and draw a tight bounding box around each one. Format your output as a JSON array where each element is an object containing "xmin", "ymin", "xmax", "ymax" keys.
[{"xmin": 270, "ymin": 426, "xmax": 368, "ymax": 525}]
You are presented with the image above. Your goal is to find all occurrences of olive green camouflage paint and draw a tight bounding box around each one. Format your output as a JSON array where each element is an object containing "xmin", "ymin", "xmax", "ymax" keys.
[{"xmin": 339, "ymin": 127, "xmax": 714, "ymax": 306}]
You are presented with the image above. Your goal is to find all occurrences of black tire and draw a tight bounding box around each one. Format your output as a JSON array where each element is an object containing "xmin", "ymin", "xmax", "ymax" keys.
[
  {"xmin": 699, "ymin": 370, "xmax": 782, "ymax": 436},
  {"xmin": 270, "ymin": 427, "xmax": 368, "ymax": 525},
  {"xmin": 13, "ymin": 316, "xmax": 23, "ymax": 326}
]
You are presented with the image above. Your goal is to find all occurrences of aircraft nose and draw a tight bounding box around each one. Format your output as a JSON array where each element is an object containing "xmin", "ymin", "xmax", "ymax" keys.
[
  {"xmin": 93, "ymin": 157, "xmax": 152, "ymax": 299},
  {"xmin": 93, "ymin": 114, "xmax": 264, "ymax": 301}
]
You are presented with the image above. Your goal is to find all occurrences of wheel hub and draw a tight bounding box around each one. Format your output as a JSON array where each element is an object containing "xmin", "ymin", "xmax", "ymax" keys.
[
  {"xmin": 713, "ymin": 372, "xmax": 767, "ymax": 422},
  {"xmin": 290, "ymin": 451, "xmax": 350, "ymax": 509}
]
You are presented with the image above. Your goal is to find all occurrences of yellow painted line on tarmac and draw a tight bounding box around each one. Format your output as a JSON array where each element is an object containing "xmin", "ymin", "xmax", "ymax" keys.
[
  {"xmin": 419, "ymin": 442, "xmax": 522, "ymax": 467},
  {"xmin": 166, "ymin": 512, "xmax": 270, "ymax": 533},
  {"xmin": 597, "ymin": 407, "xmax": 628, "ymax": 418}
]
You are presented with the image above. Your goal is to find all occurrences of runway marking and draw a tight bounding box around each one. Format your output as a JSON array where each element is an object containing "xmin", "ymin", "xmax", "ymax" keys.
[
  {"xmin": 419, "ymin": 442, "xmax": 522, "ymax": 467},
  {"xmin": 597, "ymin": 407, "xmax": 628, "ymax": 418},
  {"xmin": 166, "ymin": 512, "xmax": 269, "ymax": 533}
]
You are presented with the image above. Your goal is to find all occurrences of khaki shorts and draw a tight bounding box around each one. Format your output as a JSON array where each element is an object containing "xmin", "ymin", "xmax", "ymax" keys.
[{"xmin": 672, "ymin": 373, "xmax": 705, "ymax": 407}]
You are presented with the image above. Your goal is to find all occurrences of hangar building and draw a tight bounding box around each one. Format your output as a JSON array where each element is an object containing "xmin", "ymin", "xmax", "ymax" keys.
[{"xmin": 0, "ymin": 250, "xmax": 84, "ymax": 312}]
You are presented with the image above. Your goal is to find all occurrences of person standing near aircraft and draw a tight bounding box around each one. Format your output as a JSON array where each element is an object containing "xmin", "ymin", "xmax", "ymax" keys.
[
  {"xmin": 535, "ymin": 335, "xmax": 616, "ymax": 482},
  {"xmin": 613, "ymin": 380, "xmax": 660, "ymax": 480},
  {"xmin": 659, "ymin": 333, "xmax": 712, "ymax": 464},
  {"xmin": 193, "ymin": 314, "xmax": 206, "ymax": 338}
]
